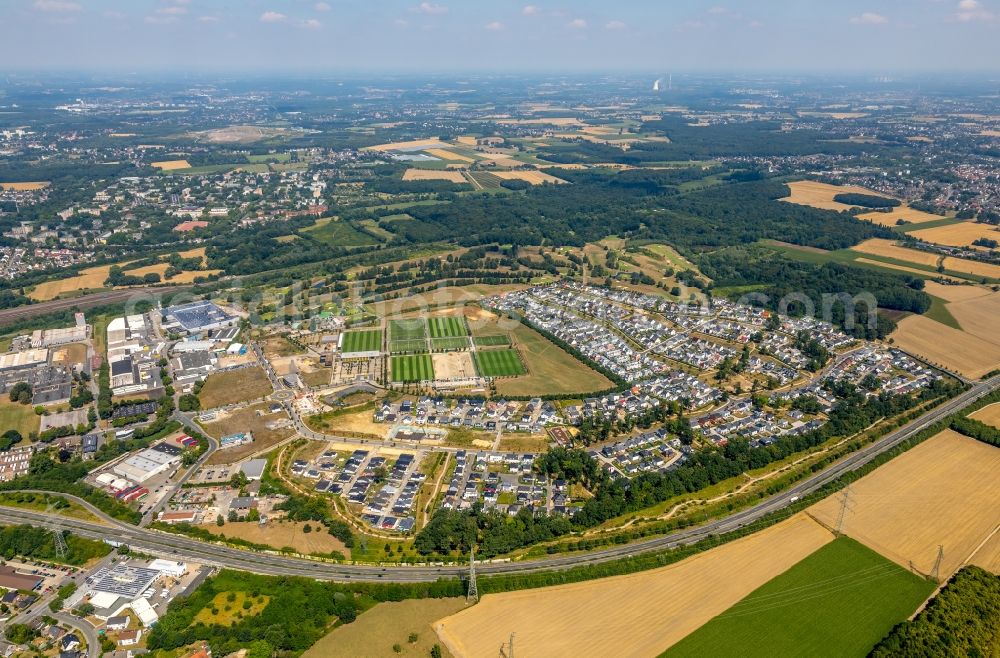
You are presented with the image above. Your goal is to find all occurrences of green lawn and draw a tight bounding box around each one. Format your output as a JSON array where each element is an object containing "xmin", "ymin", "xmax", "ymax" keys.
[
  {"xmin": 474, "ymin": 348, "xmax": 526, "ymax": 377},
  {"xmin": 340, "ymin": 329, "xmax": 382, "ymax": 354},
  {"xmin": 389, "ymin": 338, "xmax": 429, "ymax": 354},
  {"xmin": 472, "ymin": 334, "xmax": 511, "ymax": 347},
  {"xmin": 389, "ymin": 318, "xmax": 427, "ymax": 341},
  {"xmin": 390, "ymin": 354, "xmax": 435, "ymax": 383},
  {"xmin": 428, "ymin": 316, "xmax": 468, "ymax": 338},
  {"xmin": 301, "ymin": 217, "xmax": 377, "ymax": 247},
  {"xmin": 662, "ymin": 537, "xmax": 936, "ymax": 658},
  {"xmin": 0, "ymin": 399, "xmax": 40, "ymax": 440},
  {"xmin": 430, "ymin": 336, "xmax": 470, "ymax": 352}
]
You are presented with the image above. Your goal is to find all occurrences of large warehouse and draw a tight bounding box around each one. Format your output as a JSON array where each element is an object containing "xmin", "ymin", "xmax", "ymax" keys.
[
  {"xmin": 160, "ymin": 300, "xmax": 237, "ymax": 336},
  {"xmin": 113, "ymin": 444, "xmax": 181, "ymax": 483}
]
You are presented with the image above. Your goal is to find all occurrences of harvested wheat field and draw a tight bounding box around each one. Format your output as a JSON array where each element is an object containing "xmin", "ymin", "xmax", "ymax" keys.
[
  {"xmin": 921, "ymin": 281, "xmax": 994, "ymax": 303},
  {"xmin": 364, "ymin": 139, "xmax": 448, "ymax": 152},
  {"xmin": 909, "ymin": 221, "xmax": 1000, "ymax": 250},
  {"xmin": 151, "ymin": 159, "xmax": 191, "ymax": 170},
  {"xmin": 424, "ymin": 148, "xmax": 475, "ymax": 163},
  {"xmin": 969, "ymin": 402, "xmax": 1000, "ymax": 428},
  {"xmin": 810, "ymin": 429, "xmax": 1000, "ymax": 579},
  {"xmin": 854, "ymin": 258, "xmax": 959, "ymax": 281},
  {"xmin": 857, "ymin": 205, "xmax": 946, "ymax": 227},
  {"xmin": 781, "ymin": 180, "xmax": 888, "ymax": 211},
  {"xmin": 969, "ymin": 529, "xmax": 1000, "ymax": 575},
  {"xmin": 432, "ymin": 352, "xmax": 475, "ymax": 380},
  {"xmin": 0, "ymin": 181, "xmax": 49, "ymax": 191},
  {"xmin": 890, "ymin": 315, "xmax": 1000, "ymax": 379},
  {"xmin": 941, "ymin": 255, "xmax": 1000, "ymax": 279},
  {"xmin": 29, "ymin": 264, "xmax": 115, "ymax": 300},
  {"xmin": 946, "ymin": 292, "xmax": 1000, "ymax": 343},
  {"xmin": 851, "ymin": 239, "xmax": 940, "ymax": 267},
  {"xmin": 492, "ymin": 170, "xmax": 566, "ymax": 185},
  {"xmin": 402, "ymin": 169, "xmax": 467, "ymax": 183},
  {"xmin": 456, "ymin": 135, "xmax": 478, "ymax": 146},
  {"xmin": 434, "ymin": 514, "xmax": 834, "ymax": 658}
]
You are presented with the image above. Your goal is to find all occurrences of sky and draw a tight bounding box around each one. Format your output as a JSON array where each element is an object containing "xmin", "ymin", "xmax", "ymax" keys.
[{"xmin": 3, "ymin": 0, "xmax": 1000, "ymax": 73}]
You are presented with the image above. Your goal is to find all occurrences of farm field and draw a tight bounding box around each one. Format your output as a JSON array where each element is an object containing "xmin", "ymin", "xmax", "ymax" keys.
[
  {"xmin": 364, "ymin": 138, "xmax": 449, "ymax": 152},
  {"xmin": 921, "ymin": 281, "xmax": 994, "ymax": 303},
  {"xmin": 341, "ymin": 329, "xmax": 382, "ymax": 354},
  {"xmin": 0, "ymin": 181, "xmax": 49, "ymax": 191},
  {"xmin": 946, "ymin": 291, "xmax": 1000, "ymax": 342},
  {"xmin": 203, "ymin": 403, "xmax": 295, "ymax": 465},
  {"xmin": 204, "ymin": 520, "xmax": 349, "ymax": 557},
  {"xmin": 29, "ymin": 264, "xmax": 115, "ymax": 300},
  {"xmin": 151, "ymin": 159, "xmax": 192, "ymax": 170},
  {"xmin": 391, "ymin": 354, "xmax": 435, "ymax": 382},
  {"xmin": 941, "ymin": 254, "xmax": 1000, "ymax": 279},
  {"xmin": 969, "ymin": 530, "xmax": 1000, "ymax": 574},
  {"xmin": 428, "ymin": 316, "xmax": 468, "ymax": 338},
  {"xmin": 809, "ymin": 429, "xmax": 1000, "ymax": 578},
  {"xmin": 473, "ymin": 348, "xmax": 525, "ymax": 377},
  {"xmin": 909, "ymin": 221, "xmax": 1000, "ymax": 250},
  {"xmin": 663, "ymin": 537, "xmax": 935, "ymax": 658},
  {"xmin": 305, "ymin": 598, "xmax": 464, "ymax": 658},
  {"xmin": 402, "ymin": 168, "xmax": 466, "ymax": 183},
  {"xmin": 850, "ymin": 238, "xmax": 940, "ymax": 268},
  {"xmin": 969, "ymin": 402, "xmax": 1000, "ymax": 428},
  {"xmin": 198, "ymin": 367, "xmax": 274, "ymax": 408},
  {"xmin": 491, "ymin": 170, "xmax": 567, "ymax": 185},
  {"xmin": 434, "ymin": 514, "xmax": 834, "ymax": 658},
  {"xmin": 301, "ymin": 217, "xmax": 377, "ymax": 246},
  {"xmin": 424, "ymin": 147, "xmax": 475, "ymax": 163},
  {"xmin": 781, "ymin": 180, "xmax": 889, "ymax": 211},
  {"xmin": 890, "ymin": 315, "xmax": 1000, "ymax": 379},
  {"xmin": 858, "ymin": 205, "xmax": 948, "ymax": 226}
]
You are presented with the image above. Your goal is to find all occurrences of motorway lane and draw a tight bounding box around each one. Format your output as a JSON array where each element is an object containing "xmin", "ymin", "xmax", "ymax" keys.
[
  {"xmin": 2, "ymin": 376, "xmax": 996, "ymax": 583},
  {"xmin": 0, "ymin": 284, "xmax": 197, "ymax": 328}
]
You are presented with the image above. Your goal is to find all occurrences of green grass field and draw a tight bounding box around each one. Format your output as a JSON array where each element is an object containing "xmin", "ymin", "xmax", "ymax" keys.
[
  {"xmin": 389, "ymin": 318, "xmax": 427, "ymax": 341},
  {"xmin": 301, "ymin": 217, "xmax": 377, "ymax": 247},
  {"xmin": 662, "ymin": 537, "xmax": 937, "ymax": 658},
  {"xmin": 428, "ymin": 316, "xmax": 468, "ymax": 338},
  {"xmin": 474, "ymin": 348, "xmax": 526, "ymax": 377},
  {"xmin": 341, "ymin": 329, "xmax": 382, "ymax": 354},
  {"xmin": 472, "ymin": 334, "xmax": 511, "ymax": 347},
  {"xmin": 390, "ymin": 338, "xmax": 429, "ymax": 354},
  {"xmin": 391, "ymin": 354, "xmax": 435, "ymax": 382},
  {"xmin": 430, "ymin": 336, "xmax": 470, "ymax": 352}
]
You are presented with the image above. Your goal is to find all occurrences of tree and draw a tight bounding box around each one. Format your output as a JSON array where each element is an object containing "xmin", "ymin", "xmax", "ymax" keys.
[
  {"xmin": 431, "ymin": 645, "xmax": 443, "ymax": 658},
  {"xmin": 8, "ymin": 381, "xmax": 32, "ymax": 405},
  {"xmin": 4, "ymin": 623, "xmax": 36, "ymax": 645},
  {"xmin": 216, "ymin": 514, "xmax": 225, "ymax": 526},
  {"xmin": 0, "ymin": 430, "xmax": 23, "ymax": 452}
]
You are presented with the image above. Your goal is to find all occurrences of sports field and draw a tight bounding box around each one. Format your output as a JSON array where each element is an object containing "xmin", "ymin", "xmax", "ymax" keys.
[
  {"xmin": 434, "ymin": 514, "xmax": 833, "ymax": 658},
  {"xmin": 663, "ymin": 537, "xmax": 935, "ymax": 658},
  {"xmin": 809, "ymin": 429, "xmax": 1000, "ymax": 578},
  {"xmin": 428, "ymin": 316, "xmax": 468, "ymax": 338},
  {"xmin": 473, "ymin": 349, "xmax": 525, "ymax": 377},
  {"xmin": 389, "ymin": 318, "xmax": 427, "ymax": 340},
  {"xmin": 391, "ymin": 354, "xmax": 435, "ymax": 382},
  {"xmin": 341, "ymin": 329, "xmax": 382, "ymax": 354},
  {"xmin": 472, "ymin": 334, "xmax": 511, "ymax": 347},
  {"xmin": 430, "ymin": 337, "xmax": 470, "ymax": 352}
]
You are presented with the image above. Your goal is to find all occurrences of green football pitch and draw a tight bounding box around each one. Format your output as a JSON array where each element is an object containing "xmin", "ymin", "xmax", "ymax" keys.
[
  {"xmin": 391, "ymin": 354, "xmax": 435, "ymax": 382},
  {"xmin": 473, "ymin": 349, "xmax": 525, "ymax": 377},
  {"xmin": 428, "ymin": 316, "xmax": 469, "ymax": 338},
  {"xmin": 340, "ymin": 329, "xmax": 381, "ymax": 353}
]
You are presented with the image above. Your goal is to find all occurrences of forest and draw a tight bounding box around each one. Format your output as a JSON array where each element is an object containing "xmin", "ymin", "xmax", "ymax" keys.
[
  {"xmin": 870, "ymin": 566, "xmax": 1000, "ymax": 657},
  {"xmin": 0, "ymin": 523, "xmax": 110, "ymax": 566}
]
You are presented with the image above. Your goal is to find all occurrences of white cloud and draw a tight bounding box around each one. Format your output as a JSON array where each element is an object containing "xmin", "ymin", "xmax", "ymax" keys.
[
  {"xmin": 851, "ymin": 11, "xmax": 889, "ymax": 24},
  {"xmin": 260, "ymin": 11, "xmax": 287, "ymax": 23},
  {"xmin": 568, "ymin": 18, "xmax": 587, "ymax": 29},
  {"xmin": 485, "ymin": 20, "xmax": 504, "ymax": 31},
  {"xmin": 315, "ymin": 2, "xmax": 332, "ymax": 10},
  {"xmin": 522, "ymin": 5, "xmax": 539, "ymax": 15},
  {"xmin": 605, "ymin": 20, "xmax": 626, "ymax": 30},
  {"xmin": 955, "ymin": 0, "xmax": 994, "ymax": 20},
  {"xmin": 413, "ymin": 2, "xmax": 448, "ymax": 14},
  {"xmin": 33, "ymin": 0, "xmax": 81, "ymax": 12},
  {"xmin": 157, "ymin": 5, "xmax": 188, "ymax": 16},
  {"xmin": 300, "ymin": 18, "xmax": 322, "ymax": 29}
]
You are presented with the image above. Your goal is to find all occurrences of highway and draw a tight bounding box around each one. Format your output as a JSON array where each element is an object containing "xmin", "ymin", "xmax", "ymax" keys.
[
  {"xmin": 0, "ymin": 284, "xmax": 197, "ymax": 328},
  {"xmin": 2, "ymin": 374, "xmax": 996, "ymax": 583}
]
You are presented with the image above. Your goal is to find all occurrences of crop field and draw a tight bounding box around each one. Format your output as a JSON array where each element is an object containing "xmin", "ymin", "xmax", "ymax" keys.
[
  {"xmin": 424, "ymin": 147, "xmax": 476, "ymax": 163},
  {"xmin": 851, "ymin": 238, "xmax": 941, "ymax": 267},
  {"xmin": 492, "ymin": 170, "xmax": 567, "ymax": 185},
  {"xmin": 946, "ymin": 291, "xmax": 1000, "ymax": 343},
  {"xmin": 151, "ymin": 159, "xmax": 192, "ymax": 170},
  {"xmin": 0, "ymin": 181, "xmax": 49, "ymax": 191},
  {"xmin": 434, "ymin": 515, "xmax": 834, "ymax": 658},
  {"xmin": 890, "ymin": 314, "xmax": 1000, "ymax": 379},
  {"xmin": 857, "ymin": 205, "xmax": 947, "ymax": 226},
  {"xmin": 402, "ymin": 168, "xmax": 467, "ymax": 183},
  {"xmin": 970, "ymin": 402, "xmax": 1000, "ymax": 428},
  {"xmin": 389, "ymin": 318, "xmax": 427, "ymax": 341},
  {"xmin": 29, "ymin": 263, "xmax": 117, "ymax": 300},
  {"xmin": 970, "ymin": 531, "xmax": 1000, "ymax": 574},
  {"xmin": 428, "ymin": 316, "xmax": 468, "ymax": 338},
  {"xmin": 909, "ymin": 221, "xmax": 1000, "ymax": 250},
  {"xmin": 198, "ymin": 367, "xmax": 274, "ymax": 408},
  {"xmin": 921, "ymin": 281, "xmax": 994, "ymax": 303},
  {"xmin": 810, "ymin": 429, "xmax": 1000, "ymax": 578},
  {"xmin": 364, "ymin": 138, "xmax": 449, "ymax": 152},
  {"xmin": 340, "ymin": 329, "xmax": 382, "ymax": 354},
  {"xmin": 472, "ymin": 334, "xmax": 511, "ymax": 347},
  {"xmin": 430, "ymin": 336, "xmax": 470, "ymax": 352},
  {"xmin": 466, "ymin": 171, "xmax": 503, "ymax": 190},
  {"xmin": 391, "ymin": 354, "xmax": 435, "ymax": 382},
  {"xmin": 941, "ymin": 254, "xmax": 1000, "ymax": 279},
  {"xmin": 781, "ymin": 180, "xmax": 889, "ymax": 211},
  {"xmin": 664, "ymin": 537, "xmax": 935, "ymax": 658},
  {"xmin": 474, "ymin": 349, "xmax": 525, "ymax": 377}
]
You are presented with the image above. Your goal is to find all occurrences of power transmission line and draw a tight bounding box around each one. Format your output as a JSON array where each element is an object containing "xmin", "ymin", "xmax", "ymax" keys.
[{"xmin": 467, "ymin": 548, "xmax": 478, "ymax": 604}]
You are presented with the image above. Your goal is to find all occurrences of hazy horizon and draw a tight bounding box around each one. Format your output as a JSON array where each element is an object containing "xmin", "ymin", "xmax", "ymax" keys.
[{"xmin": 4, "ymin": 0, "xmax": 1000, "ymax": 74}]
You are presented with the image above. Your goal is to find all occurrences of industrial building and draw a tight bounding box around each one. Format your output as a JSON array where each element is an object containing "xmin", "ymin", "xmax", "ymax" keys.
[
  {"xmin": 112, "ymin": 443, "xmax": 181, "ymax": 483},
  {"xmin": 160, "ymin": 300, "xmax": 237, "ymax": 336}
]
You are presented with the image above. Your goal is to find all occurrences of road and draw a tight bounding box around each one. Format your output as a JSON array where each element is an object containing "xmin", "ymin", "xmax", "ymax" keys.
[{"xmin": 2, "ymin": 374, "xmax": 995, "ymax": 583}]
